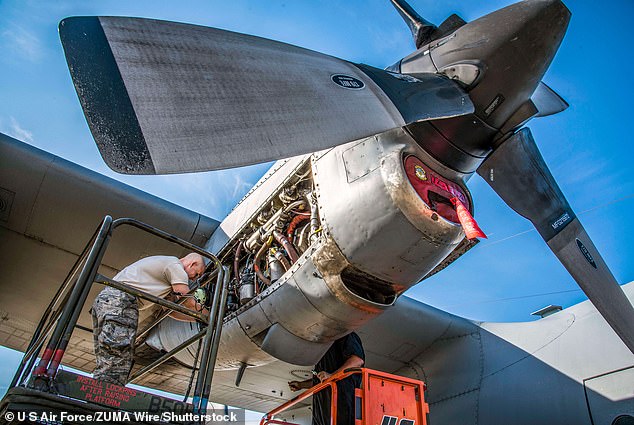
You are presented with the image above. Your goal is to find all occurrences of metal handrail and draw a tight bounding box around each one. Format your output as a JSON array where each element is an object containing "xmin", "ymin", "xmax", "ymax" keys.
[
  {"xmin": 22, "ymin": 222, "xmax": 101, "ymax": 359},
  {"xmin": 196, "ymin": 266, "xmax": 230, "ymax": 414},
  {"xmin": 14, "ymin": 214, "xmax": 227, "ymax": 413},
  {"xmin": 134, "ymin": 268, "xmax": 220, "ymax": 347},
  {"xmin": 10, "ymin": 222, "xmax": 102, "ymax": 388},
  {"xmin": 111, "ymin": 217, "xmax": 223, "ymax": 271},
  {"xmin": 263, "ymin": 420, "xmax": 301, "ymax": 425},
  {"xmin": 191, "ymin": 265, "xmax": 226, "ymax": 412},
  {"xmin": 46, "ymin": 219, "xmax": 114, "ymax": 378},
  {"xmin": 128, "ymin": 329, "xmax": 207, "ymax": 383},
  {"xmin": 95, "ymin": 274, "xmax": 209, "ymax": 323},
  {"xmin": 260, "ymin": 368, "xmax": 364, "ymax": 425},
  {"xmin": 33, "ymin": 215, "xmax": 114, "ymax": 380}
]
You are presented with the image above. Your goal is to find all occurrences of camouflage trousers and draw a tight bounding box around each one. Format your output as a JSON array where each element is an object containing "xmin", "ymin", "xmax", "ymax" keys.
[{"xmin": 91, "ymin": 286, "xmax": 139, "ymax": 386}]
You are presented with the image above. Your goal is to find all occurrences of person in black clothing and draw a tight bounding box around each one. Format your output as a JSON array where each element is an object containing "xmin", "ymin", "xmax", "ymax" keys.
[{"xmin": 288, "ymin": 332, "xmax": 365, "ymax": 425}]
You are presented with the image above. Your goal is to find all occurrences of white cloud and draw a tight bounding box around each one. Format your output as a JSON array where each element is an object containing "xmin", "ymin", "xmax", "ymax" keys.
[
  {"xmin": 555, "ymin": 151, "xmax": 608, "ymax": 187},
  {"xmin": 146, "ymin": 169, "xmax": 258, "ymax": 220},
  {"xmin": 1, "ymin": 116, "xmax": 34, "ymax": 143},
  {"xmin": 1, "ymin": 25, "xmax": 42, "ymax": 62},
  {"xmin": 231, "ymin": 173, "xmax": 252, "ymax": 199}
]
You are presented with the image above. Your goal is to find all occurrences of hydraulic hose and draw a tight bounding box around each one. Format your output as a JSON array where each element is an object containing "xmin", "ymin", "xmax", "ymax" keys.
[
  {"xmin": 309, "ymin": 193, "xmax": 321, "ymax": 244},
  {"xmin": 254, "ymin": 237, "xmax": 272, "ymax": 287},
  {"xmin": 233, "ymin": 240, "xmax": 244, "ymax": 282},
  {"xmin": 273, "ymin": 249, "xmax": 291, "ymax": 271},
  {"xmin": 273, "ymin": 230, "xmax": 299, "ymax": 263},
  {"xmin": 287, "ymin": 215, "xmax": 310, "ymax": 239}
]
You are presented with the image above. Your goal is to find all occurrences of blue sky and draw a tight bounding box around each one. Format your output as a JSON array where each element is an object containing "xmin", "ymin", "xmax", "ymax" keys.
[{"xmin": 1, "ymin": 0, "xmax": 633, "ymax": 398}]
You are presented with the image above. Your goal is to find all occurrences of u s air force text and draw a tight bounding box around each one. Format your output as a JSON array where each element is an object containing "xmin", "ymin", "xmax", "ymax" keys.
[{"xmin": 13, "ymin": 410, "xmax": 241, "ymax": 423}]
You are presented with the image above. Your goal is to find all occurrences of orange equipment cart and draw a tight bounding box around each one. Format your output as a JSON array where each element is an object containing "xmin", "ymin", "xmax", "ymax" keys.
[{"xmin": 260, "ymin": 368, "xmax": 429, "ymax": 425}]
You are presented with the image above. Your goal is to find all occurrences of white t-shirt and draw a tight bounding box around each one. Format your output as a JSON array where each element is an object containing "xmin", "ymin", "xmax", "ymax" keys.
[{"xmin": 113, "ymin": 256, "xmax": 189, "ymax": 310}]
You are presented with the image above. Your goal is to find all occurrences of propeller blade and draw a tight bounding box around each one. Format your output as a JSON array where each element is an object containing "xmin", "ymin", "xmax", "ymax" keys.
[
  {"xmin": 532, "ymin": 81, "xmax": 569, "ymax": 117},
  {"xmin": 389, "ymin": 0, "xmax": 437, "ymax": 48},
  {"xmin": 59, "ymin": 16, "xmax": 473, "ymax": 174},
  {"xmin": 477, "ymin": 128, "xmax": 634, "ymax": 354}
]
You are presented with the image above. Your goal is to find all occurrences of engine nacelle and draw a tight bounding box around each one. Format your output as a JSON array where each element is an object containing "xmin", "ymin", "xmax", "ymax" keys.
[{"xmin": 146, "ymin": 127, "xmax": 471, "ymax": 368}]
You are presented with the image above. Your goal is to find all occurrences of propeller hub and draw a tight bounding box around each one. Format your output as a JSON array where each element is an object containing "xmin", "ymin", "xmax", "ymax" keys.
[{"xmin": 402, "ymin": 0, "xmax": 570, "ymax": 130}]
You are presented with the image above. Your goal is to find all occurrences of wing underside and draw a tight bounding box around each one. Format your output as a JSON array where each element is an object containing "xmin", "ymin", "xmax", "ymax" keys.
[{"xmin": 0, "ymin": 133, "xmax": 217, "ymax": 390}]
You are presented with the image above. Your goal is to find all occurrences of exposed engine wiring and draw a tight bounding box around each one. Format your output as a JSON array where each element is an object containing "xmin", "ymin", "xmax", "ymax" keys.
[{"xmin": 223, "ymin": 163, "xmax": 317, "ymax": 307}]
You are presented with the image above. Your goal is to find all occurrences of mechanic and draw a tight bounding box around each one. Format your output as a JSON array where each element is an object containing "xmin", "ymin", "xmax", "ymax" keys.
[
  {"xmin": 288, "ymin": 332, "xmax": 365, "ymax": 425},
  {"xmin": 91, "ymin": 253, "xmax": 206, "ymax": 385}
]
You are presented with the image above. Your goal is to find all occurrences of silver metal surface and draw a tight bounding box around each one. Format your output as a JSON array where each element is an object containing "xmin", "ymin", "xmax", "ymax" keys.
[
  {"xmin": 585, "ymin": 368, "xmax": 634, "ymax": 423},
  {"xmin": 205, "ymin": 156, "xmax": 309, "ymax": 255},
  {"xmin": 260, "ymin": 324, "xmax": 331, "ymax": 366},
  {"xmin": 438, "ymin": 63, "xmax": 481, "ymax": 87},
  {"xmin": 315, "ymin": 128, "xmax": 466, "ymax": 285},
  {"xmin": 268, "ymin": 254, "xmax": 285, "ymax": 283},
  {"xmin": 387, "ymin": 282, "xmax": 634, "ymax": 425},
  {"xmin": 239, "ymin": 283, "xmax": 255, "ymax": 305},
  {"xmin": 152, "ymin": 126, "xmax": 472, "ymax": 369}
]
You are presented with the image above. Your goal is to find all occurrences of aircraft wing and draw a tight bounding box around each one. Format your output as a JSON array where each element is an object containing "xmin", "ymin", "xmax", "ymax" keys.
[
  {"xmin": 0, "ymin": 133, "xmax": 218, "ymax": 362},
  {"xmin": 4, "ymin": 131, "xmax": 631, "ymax": 421},
  {"xmin": 0, "ymin": 135, "xmax": 469, "ymax": 412},
  {"xmin": 171, "ymin": 285, "xmax": 634, "ymax": 419},
  {"xmin": 0, "ymin": 134, "xmax": 450, "ymax": 411},
  {"xmin": 132, "ymin": 294, "xmax": 477, "ymax": 413}
]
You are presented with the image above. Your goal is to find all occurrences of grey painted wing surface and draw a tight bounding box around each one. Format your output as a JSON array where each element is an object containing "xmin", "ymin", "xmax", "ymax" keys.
[
  {"xmin": 0, "ymin": 134, "xmax": 218, "ymax": 350},
  {"xmin": 59, "ymin": 16, "xmax": 472, "ymax": 174}
]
